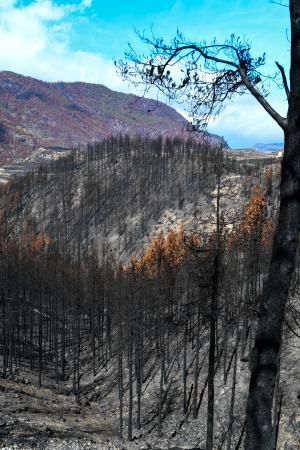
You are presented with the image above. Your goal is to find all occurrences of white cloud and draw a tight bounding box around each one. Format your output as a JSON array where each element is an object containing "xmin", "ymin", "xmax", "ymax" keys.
[
  {"xmin": 80, "ymin": 0, "xmax": 93, "ymax": 8},
  {"xmin": 0, "ymin": 0, "xmax": 124, "ymax": 90},
  {"xmin": 175, "ymin": 92, "xmax": 286, "ymax": 148},
  {"xmin": 207, "ymin": 93, "xmax": 286, "ymax": 147}
]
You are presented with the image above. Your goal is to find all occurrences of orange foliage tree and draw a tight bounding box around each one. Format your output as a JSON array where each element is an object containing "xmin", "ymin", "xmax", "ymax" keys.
[
  {"xmin": 264, "ymin": 167, "xmax": 273, "ymax": 198},
  {"xmin": 20, "ymin": 223, "xmax": 52, "ymax": 256},
  {"xmin": 240, "ymin": 185, "xmax": 270, "ymax": 244},
  {"xmin": 127, "ymin": 227, "xmax": 187, "ymax": 278}
]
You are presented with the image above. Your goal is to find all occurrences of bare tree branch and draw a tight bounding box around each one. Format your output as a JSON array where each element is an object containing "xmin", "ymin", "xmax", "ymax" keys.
[
  {"xmin": 238, "ymin": 67, "xmax": 287, "ymax": 129},
  {"xmin": 116, "ymin": 33, "xmax": 288, "ymax": 132},
  {"xmin": 270, "ymin": 0, "xmax": 289, "ymax": 7},
  {"xmin": 275, "ymin": 61, "xmax": 290, "ymax": 101}
]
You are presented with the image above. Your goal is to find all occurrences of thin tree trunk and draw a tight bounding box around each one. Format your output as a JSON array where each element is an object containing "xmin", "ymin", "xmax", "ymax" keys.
[
  {"xmin": 158, "ymin": 343, "xmax": 165, "ymax": 436},
  {"xmin": 118, "ymin": 323, "xmax": 123, "ymax": 438},
  {"xmin": 2, "ymin": 295, "xmax": 7, "ymax": 378},
  {"xmin": 135, "ymin": 334, "xmax": 142, "ymax": 430},
  {"xmin": 192, "ymin": 307, "xmax": 200, "ymax": 419},
  {"xmin": 226, "ymin": 332, "xmax": 239, "ymax": 450},
  {"xmin": 183, "ymin": 322, "xmax": 188, "ymax": 414},
  {"xmin": 128, "ymin": 329, "xmax": 133, "ymax": 441},
  {"xmin": 76, "ymin": 313, "xmax": 80, "ymax": 403},
  {"xmin": 206, "ymin": 297, "xmax": 216, "ymax": 450},
  {"xmin": 38, "ymin": 307, "xmax": 43, "ymax": 387},
  {"xmin": 61, "ymin": 297, "xmax": 66, "ymax": 382}
]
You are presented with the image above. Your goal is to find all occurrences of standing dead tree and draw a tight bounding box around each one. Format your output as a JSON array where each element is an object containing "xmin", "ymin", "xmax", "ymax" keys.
[{"xmin": 116, "ymin": 2, "xmax": 300, "ymax": 447}]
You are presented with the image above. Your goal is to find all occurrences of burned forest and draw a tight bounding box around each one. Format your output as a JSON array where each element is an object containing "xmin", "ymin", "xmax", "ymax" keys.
[{"xmin": 0, "ymin": 136, "xmax": 298, "ymax": 449}]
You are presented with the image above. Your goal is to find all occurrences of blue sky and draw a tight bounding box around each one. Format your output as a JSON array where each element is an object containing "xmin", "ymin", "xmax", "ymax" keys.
[{"xmin": 0, "ymin": 0, "xmax": 291, "ymax": 147}]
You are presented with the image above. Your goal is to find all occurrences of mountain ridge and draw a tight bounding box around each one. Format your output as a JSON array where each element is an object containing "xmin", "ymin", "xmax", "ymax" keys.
[
  {"xmin": 252, "ymin": 142, "xmax": 284, "ymax": 152},
  {"xmin": 0, "ymin": 71, "xmax": 221, "ymax": 163}
]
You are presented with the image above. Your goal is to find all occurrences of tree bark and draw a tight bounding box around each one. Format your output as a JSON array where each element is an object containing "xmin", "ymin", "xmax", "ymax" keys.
[
  {"xmin": 192, "ymin": 306, "xmax": 200, "ymax": 419},
  {"xmin": 118, "ymin": 323, "xmax": 123, "ymax": 438},
  {"xmin": 226, "ymin": 332, "xmax": 239, "ymax": 450},
  {"xmin": 206, "ymin": 255, "xmax": 218, "ymax": 450},
  {"xmin": 127, "ymin": 327, "xmax": 133, "ymax": 441},
  {"xmin": 245, "ymin": 3, "xmax": 300, "ymax": 448}
]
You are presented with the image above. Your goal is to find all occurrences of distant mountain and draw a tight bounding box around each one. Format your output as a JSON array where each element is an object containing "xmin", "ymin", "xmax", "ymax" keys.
[
  {"xmin": 0, "ymin": 71, "xmax": 221, "ymax": 163},
  {"xmin": 252, "ymin": 142, "xmax": 284, "ymax": 152}
]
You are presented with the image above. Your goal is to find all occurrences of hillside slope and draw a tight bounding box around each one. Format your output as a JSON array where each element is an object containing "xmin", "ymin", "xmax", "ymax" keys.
[
  {"xmin": 0, "ymin": 136, "xmax": 279, "ymax": 266},
  {"xmin": 0, "ymin": 71, "xmax": 220, "ymax": 163},
  {"xmin": 1, "ymin": 138, "xmax": 296, "ymax": 450}
]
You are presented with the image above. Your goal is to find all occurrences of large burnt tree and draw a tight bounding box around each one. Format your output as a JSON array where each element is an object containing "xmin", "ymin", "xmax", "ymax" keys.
[{"xmin": 116, "ymin": 2, "xmax": 300, "ymax": 448}]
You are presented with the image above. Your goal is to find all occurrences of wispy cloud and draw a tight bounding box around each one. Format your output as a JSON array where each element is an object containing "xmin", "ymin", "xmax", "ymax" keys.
[{"xmin": 0, "ymin": 0, "xmax": 124, "ymax": 89}]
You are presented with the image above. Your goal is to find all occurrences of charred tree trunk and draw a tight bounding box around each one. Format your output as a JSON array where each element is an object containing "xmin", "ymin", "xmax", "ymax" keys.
[
  {"xmin": 245, "ymin": 2, "xmax": 300, "ymax": 448},
  {"xmin": 192, "ymin": 306, "xmax": 200, "ymax": 419},
  {"xmin": 135, "ymin": 330, "xmax": 142, "ymax": 430},
  {"xmin": 127, "ymin": 329, "xmax": 133, "ymax": 441},
  {"xmin": 183, "ymin": 321, "xmax": 188, "ymax": 414},
  {"xmin": 118, "ymin": 322, "xmax": 123, "ymax": 439},
  {"xmin": 2, "ymin": 295, "xmax": 7, "ymax": 378},
  {"xmin": 206, "ymin": 159, "xmax": 222, "ymax": 450},
  {"xmin": 206, "ymin": 254, "xmax": 218, "ymax": 450},
  {"xmin": 226, "ymin": 332, "xmax": 239, "ymax": 450},
  {"xmin": 158, "ymin": 341, "xmax": 165, "ymax": 436}
]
